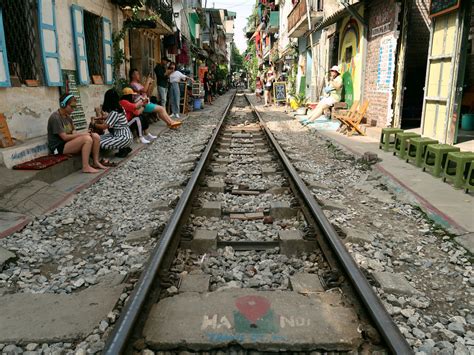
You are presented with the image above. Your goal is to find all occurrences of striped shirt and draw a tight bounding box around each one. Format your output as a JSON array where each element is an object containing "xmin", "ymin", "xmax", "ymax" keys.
[{"xmin": 100, "ymin": 110, "xmax": 133, "ymax": 150}]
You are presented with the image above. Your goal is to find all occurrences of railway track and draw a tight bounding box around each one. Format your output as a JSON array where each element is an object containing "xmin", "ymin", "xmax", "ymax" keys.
[{"xmin": 104, "ymin": 92, "xmax": 412, "ymax": 354}]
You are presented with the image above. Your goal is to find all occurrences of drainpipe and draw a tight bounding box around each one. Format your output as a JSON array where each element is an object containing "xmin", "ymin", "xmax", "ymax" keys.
[{"xmin": 339, "ymin": 0, "xmax": 368, "ymax": 104}]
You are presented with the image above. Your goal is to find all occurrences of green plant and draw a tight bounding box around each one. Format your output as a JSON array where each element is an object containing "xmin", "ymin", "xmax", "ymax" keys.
[{"xmin": 293, "ymin": 93, "xmax": 308, "ymax": 108}]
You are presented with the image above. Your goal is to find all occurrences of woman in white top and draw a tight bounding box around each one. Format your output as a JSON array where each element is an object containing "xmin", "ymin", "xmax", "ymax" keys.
[{"xmin": 168, "ymin": 62, "xmax": 194, "ymax": 119}]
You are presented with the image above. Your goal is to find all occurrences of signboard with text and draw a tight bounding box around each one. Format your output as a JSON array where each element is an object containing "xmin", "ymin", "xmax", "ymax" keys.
[{"xmin": 273, "ymin": 82, "xmax": 287, "ymax": 102}]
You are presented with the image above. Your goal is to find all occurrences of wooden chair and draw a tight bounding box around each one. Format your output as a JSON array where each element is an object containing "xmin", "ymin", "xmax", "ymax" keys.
[
  {"xmin": 334, "ymin": 101, "xmax": 359, "ymax": 133},
  {"xmin": 341, "ymin": 100, "xmax": 369, "ymax": 136}
]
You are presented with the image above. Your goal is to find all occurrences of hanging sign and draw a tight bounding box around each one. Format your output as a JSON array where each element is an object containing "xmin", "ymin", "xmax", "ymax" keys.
[{"xmin": 429, "ymin": 0, "xmax": 460, "ymax": 18}]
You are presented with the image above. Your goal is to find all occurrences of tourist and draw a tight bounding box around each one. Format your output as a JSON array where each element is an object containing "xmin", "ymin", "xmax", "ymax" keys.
[
  {"xmin": 92, "ymin": 89, "xmax": 133, "ymax": 159},
  {"xmin": 303, "ymin": 65, "xmax": 343, "ymax": 125},
  {"xmin": 204, "ymin": 71, "xmax": 212, "ymax": 105},
  {"xmin": 263, "ymin": 70, "xmax": 275, "ymax": 107},
  {"xmin": 129, "ymin": 68, "xmax": 181, "ymax": 128},
  {"xmin": 168, "ymin": 62, "xmax": 194, "ymax": 119},
  {"xmin": 120, "ymin": 87, "xmax": 158, "ymax": 144},
  {"xmin": 255, "ymin": 76, "xmax": 263, "ymax": 103},
  {"xmin": 47, "ymin": 93, "xmax": 106, "ymax": 173},
  {"xmin": 154, "ymin": 57, "xmax": 171, "ymax": 108}
]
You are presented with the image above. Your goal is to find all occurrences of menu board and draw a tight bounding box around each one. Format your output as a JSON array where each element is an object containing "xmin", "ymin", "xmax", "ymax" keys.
[
  {"xmin": 60, "ymin": 70, "xmax": 87, "ymax": 131},
  {"xmin": 273, "ymin": 82, "xmax": 287, "ymax": 102},
  {"xmin": 429, "ymin": 0, "xmax": 460, "ymax": 18}
]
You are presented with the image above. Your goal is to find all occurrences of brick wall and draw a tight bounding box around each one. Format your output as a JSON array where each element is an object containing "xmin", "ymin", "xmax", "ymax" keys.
[{"xmin": 363, "ymin": 0, "xmax": 398, "ymax": 127}]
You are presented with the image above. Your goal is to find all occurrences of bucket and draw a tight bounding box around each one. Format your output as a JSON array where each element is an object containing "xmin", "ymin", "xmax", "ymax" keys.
[
  {"xmin": 461, "ymin": 114, "xmax": 474, "ymax": 131},
  {"xmin": 193, "ymin": 98, "xmax": 201, "ymax": 110}
]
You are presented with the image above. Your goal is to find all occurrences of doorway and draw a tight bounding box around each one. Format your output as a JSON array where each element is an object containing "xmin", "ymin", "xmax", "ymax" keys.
[{"xmin": 399, "ymin": 0, "xmax": 430, "ymax": 129}]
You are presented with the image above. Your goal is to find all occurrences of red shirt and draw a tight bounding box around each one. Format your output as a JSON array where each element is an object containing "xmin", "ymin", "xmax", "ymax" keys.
[{"xmin": 119, "ymin": 100, "xmax": 140, "ymax": 121}]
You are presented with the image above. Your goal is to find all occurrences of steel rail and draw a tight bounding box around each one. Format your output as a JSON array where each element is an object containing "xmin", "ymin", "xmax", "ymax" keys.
[
  {"xmin": 103, "ymin": 91, "xmax": 237, "ymax": 355},
  {"xmin": 246, "ymin": 95, "xmax": 413, "ymax": 355}
]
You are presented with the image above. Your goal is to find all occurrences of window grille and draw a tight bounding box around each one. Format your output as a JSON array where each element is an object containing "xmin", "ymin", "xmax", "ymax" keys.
[
  {"xmin": 84, "ymin": 10, "xmax": 104, "ymax": 77},
  {"xmin": 0, "ymin": 0, "xmax": 43, "ymax": 84},
  {"xmin": 145, "ymin": 37, "xmax": 156, "ymax": 78}
]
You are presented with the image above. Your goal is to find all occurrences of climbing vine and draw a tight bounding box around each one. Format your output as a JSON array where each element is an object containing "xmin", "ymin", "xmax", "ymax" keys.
[{"xmin": 112, "ymin": 7, "xmax": 161, "ymax": 84}]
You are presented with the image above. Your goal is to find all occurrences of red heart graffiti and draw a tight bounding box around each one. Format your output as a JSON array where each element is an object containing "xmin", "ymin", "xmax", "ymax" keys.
[{"xmin": 235, "ymin": 295, "xmax": 271, "ymax": 324}]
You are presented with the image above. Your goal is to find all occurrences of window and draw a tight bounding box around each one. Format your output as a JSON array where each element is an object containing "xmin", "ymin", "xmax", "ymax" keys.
[
  {"xmin": 0, "ymin": 0, "xmax": 43, "ymax": 85},
  {"xmin": 83, "ymin": 10, "xmax": 103, "ymax": 79},
  {"xmin": 145, "ymin": 36, "xmax": 156, "ymax": 78}
]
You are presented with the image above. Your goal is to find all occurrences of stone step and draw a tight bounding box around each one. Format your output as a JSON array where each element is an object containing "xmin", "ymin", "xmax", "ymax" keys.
[
  {"xmin": 0, "ymin": 286, "xmax": 123, "ymax": 344},
  {"xmin": 143, "ymin": 289, "xmax": 362, "ymax": 351}
]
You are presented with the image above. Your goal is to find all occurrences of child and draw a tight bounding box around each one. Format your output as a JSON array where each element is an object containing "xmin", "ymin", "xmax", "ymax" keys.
[{"xmin": 255, "ymin": 76, "xmax": 263, "ymax": 103}]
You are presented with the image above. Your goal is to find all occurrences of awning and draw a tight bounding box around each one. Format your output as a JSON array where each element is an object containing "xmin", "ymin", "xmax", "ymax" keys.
[{"xmin": 313, "ymin": 3, "xmax": 362, "ymax": 32}]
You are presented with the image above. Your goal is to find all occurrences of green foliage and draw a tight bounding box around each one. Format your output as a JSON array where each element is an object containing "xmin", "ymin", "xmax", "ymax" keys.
[
  {"xmin": 215, "ymin": 64, "xmax": 228, "ymax": 82},
  {"xmin": 244, "ymin": 41, "xmax": 258, "ymax": 91},
  {"xmin": 231, "ymin": 45, "xmax": 244, "ymax": 72},
  {"xmin": 112, "ymin": 7, "xmax": 161, "ymax": 80},
  {"xmin": 293, "ymin": 93, "xmax": 308, "ymax": 107}
]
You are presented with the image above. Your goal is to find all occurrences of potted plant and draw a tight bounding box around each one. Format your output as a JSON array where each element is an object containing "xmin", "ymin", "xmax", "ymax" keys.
[{"xmin": 293, "ymin": 93, "xmax": 308, "ymax": 115}]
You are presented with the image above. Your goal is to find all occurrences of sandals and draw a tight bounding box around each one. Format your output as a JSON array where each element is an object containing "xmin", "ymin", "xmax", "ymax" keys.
[
  {"xmin": 100, "ymin": 159, "xmax": 118, "ymax": 167},
  {"xmin": 167, "ymin": 121, "xmax": 182, "ymax": 129}
]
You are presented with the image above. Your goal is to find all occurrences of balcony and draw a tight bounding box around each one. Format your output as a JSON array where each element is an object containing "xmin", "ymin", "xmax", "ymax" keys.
[
  {"xmin": 287, "ymin": 0, "xmax": 323, "ymax": 38},
  {"xmin": 267, "ymin": 11, "xmax": 279, "ymax": 33},
  {"xmin": 145, "ymin": 0, "xmax": 173, "ymax": 28}
]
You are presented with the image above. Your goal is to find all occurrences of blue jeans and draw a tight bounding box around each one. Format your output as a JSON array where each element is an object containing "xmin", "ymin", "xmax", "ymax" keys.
[
  {"xmin": 158, "ymin": 85, "xmax": 168, "ymax": 108},
  {"xmin": 170, "ymin": 82, "xmax": 180, "ymax": 115}
]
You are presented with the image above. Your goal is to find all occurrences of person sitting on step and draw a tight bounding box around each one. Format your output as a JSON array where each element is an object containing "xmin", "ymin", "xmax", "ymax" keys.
[
  {"xmin": 92, "ymin": 88, "xmax": 134, "ymax": 159},
  {"xmin": 47, "ymin": 93, "xmax": 107, "ymax": 173}
]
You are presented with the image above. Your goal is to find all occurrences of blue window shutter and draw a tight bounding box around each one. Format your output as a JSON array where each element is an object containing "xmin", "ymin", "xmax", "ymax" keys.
[
  {"xmin": 38, "ymin": 0, "xmax": 63, "ymax": 86},
  {"xmin": 102, "ymin": 17, "xmax": 113, "ymax": 85},
  {"xmin": 0, "ymin": 8, "xmax": 11, "ymax": 87},
  {"xmin": 71, "ymin": 5, "xmax": 89, "ymax": 85}
]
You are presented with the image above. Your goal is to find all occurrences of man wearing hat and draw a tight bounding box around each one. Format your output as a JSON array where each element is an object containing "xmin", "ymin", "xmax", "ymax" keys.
[
  {"xmin": 304, "ymin": 65, "xmax": 343, "ymax": 124},
  {"xmin": 154, "ymin": 57, "xmax": 171, "ymax": 109}
]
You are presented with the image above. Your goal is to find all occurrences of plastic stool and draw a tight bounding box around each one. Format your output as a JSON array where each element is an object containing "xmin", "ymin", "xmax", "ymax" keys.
[
  {"xmin": 406, "ymin": 137, "xmax": 438, "ymax": 167},
  {"xmin": 379, "ymin": 128, "xmax": 403, "ymax": 151},
  {"xmin": 422, "ymin": 144, "xmax": 460, "ymax": 178},
  {"xmin": 393, "ymin": 132, "xmax": 420, "ymax": 159},
  {"xmin": 443, "ymin": 151, "xmax": 474, "ymax": 189},
  {"xmin": 465, "ymin": 164, "xmax": 474, "ymax": 193}
]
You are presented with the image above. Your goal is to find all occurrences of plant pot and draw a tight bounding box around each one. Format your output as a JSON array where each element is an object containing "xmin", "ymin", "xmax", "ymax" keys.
[
  {"xmin": 296, "ymin": 107, "xmax": 307, "ymax": 115},
  {"xmin": 461, "ymin": 114, "xmax": 474, "ymax": 131}
]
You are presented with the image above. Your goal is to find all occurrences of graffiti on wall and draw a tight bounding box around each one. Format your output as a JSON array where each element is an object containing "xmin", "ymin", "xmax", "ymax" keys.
[{"xmin": 339, "ymin": 19, "xmax": 360, "ymax": 107}]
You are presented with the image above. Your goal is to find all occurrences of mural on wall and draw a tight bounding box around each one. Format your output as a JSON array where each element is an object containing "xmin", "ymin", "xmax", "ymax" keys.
[{"xmin": 339, "ymin": 19, "xmax": 360, "ymax": 107}]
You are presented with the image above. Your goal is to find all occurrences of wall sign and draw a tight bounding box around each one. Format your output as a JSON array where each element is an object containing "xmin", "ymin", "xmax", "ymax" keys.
[
  {"xmin": 376, "ymin": 36, "xmax": 397, "ymax": 93},
  {"xmin": 429, "ymin": 0, "xmax": 460, "ymax": 18},
  {"xmin": 273, "ymin": 82, "xmax": 287, "ymax": 102}
]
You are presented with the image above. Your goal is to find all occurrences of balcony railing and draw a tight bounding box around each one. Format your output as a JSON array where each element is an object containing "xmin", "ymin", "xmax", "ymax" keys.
[
  {"xmin": 146, "ymin": 0, "xmax": 173, "ymax": 28},
  {"xmin": 288, "ymin": 0, "xmax": 306, "ymax": 34}
]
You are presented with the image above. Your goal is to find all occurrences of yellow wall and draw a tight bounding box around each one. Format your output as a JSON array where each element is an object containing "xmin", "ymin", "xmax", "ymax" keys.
[{"xmin": 338, "ymin": 6, "xmax": 365, "ymax": 106}]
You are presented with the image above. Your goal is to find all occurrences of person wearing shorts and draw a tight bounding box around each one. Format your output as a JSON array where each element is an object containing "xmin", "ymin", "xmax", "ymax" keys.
[
  {"xmin": 129, "ymin": 68, "xmax": 181, "ymax": 128},
  {"xmin": 47, "ymin": 93, "xmax": 106, "ymax": 173}
]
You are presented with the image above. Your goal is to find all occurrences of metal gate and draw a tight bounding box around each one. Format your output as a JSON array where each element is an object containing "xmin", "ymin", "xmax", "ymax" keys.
[{"xmin": 420, "ymin": 7, "xmax": 468, "ymax": 143}]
